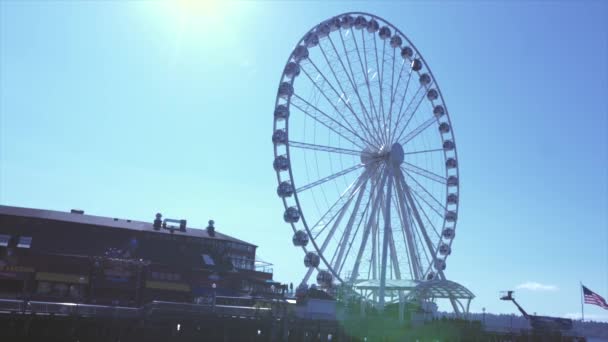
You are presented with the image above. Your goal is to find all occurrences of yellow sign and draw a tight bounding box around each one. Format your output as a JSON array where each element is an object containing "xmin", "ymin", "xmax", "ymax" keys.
[
  {"xmin": 0, "ymin": 266, "xmax": 35, "ymax": 273},
  {"xmin": 145, "ymin": 281, "xmax": 190, "ymax": 292},
  {"xmin": 35, "ymin": 272, "xmax": 89, "ymax": 284}
]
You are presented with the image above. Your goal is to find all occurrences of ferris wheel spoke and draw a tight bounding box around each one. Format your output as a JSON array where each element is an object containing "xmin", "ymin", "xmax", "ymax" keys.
[
  {"xmin": 374, "ymin": 35, "xmax": 388, "ymax": 144},
  {"xmin": 289, "ymin": 141, "xmax": 367, "ymax": 157},
  {"xmin": 306, "ymin": 169, "xmax": 371, "ymax": 241},
  {"xmin": 393, "ymin": 89, "xmax": 430, "ymax": 144},
  {"xmin": 296, "ymin": 67, "xmax": 369, "ymax": 144},
  {"xmin": 400, "ymin": 177, "xmax": 433, "ymax": 277},
  {"xmin": 310, "ymin": 168, "xmax": 371, "ymax": 239},
  {"xmin": 342, "ymin": 32, "xmax": 382, "ymax": 146},
  {"xmin": 389, "ymin": 59, "xmax": 416, "ymax": 142},
  {"xmin": 390, "ymin": 58, "xmax": 406, "ymax": 109},
  {"xmin": 303, "ymin": 59, "xmax": 380, "ymax": 148},
  {"xmin": 337, "ymin": 198, "xmax": 370, "ymax": 278},
  {"xmin": 291, "ymin": 94, "xmax": 366, "ymax": 150},
  {"xmin": 290, "ymin": 101, "xmax": 364, "ymax": 150},
  {"xmin": 409, "ymin": 189, "xmax": 441, "ymax": 240},
  {"xmin": 328, "ymin": 184, "xmax": 365, "ymax": 272},
  {"xmin": 328, "ymin": 33, "xmax": 383, "ymax": 145},
  {"xmin": 397, "ymin": 116, "xmax": 436, "ymax": 146},
  {"xmin": 404, "ymin": 170, "xmax": 448, "ymax": 217},
  {"xmin": 336, "ymin": 165, "xmax": 380, "ymax": 278},
  {"xmin": 408, "ymin": 187, "xmax": 443, "ymax": 235},
  {"xmin": 403, "ymin": 148, "xmax": 444, "ymax": 156},
  {"xmin": 332, "ymin": 166, "xmax": 377, "ymax": 274},
  {"xmin": 316, "ymin": 184, "xmax": 356, "ymax": 257},
  {"xmin": 393, "ymin": 85, "xmax": 424, "ymax": 141},
  {"xmin": 300, "ymin": 266, "xmax": 315, "ymax": 286},
  {"xmin": 359, "ymin": 30, "xmax": 384, "ymax": 144},
  {"xmin": 316, "ymin": 43, "xmax": 379, "ymax": 146},
  {"xmin": 349, "ymin": 169, "xmax": 388, "ymax": 283},
  {"xmin": 392, "ymin": 193, "xmax": 416, "ymax": 279},
  {"xmin": 387, "ymin": 47, "xmax": 397, "ymax": 141},
  {"xmin": 399, "ymin": 174, "xmax": 440, "ymax": 271},
  {"xmin": 296, "ymin": 163, "xmax": 366, "ymax": 194},
  {"xmin": 400, "ymin": 163, "xmax": 446, "ymax": 184},
  {"xmin": 311, "ymin": 185, "xmax": 355, "ymax": 241},
  {"xmin": 393, "ymin": 174, "xmax": 423, "ymax": 280},
  {"xmin": 410, "ymin": 208, "xmax": 432, "ymax": 276}
]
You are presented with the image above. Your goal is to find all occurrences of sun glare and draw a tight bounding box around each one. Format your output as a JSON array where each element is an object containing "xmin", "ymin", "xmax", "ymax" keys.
[
  {"xmin": 136, "ymin": 0, "xmax": 252, "ymax": 65},
  {"xmin": 173, "ymin": 0, "xmax": 224, "ymax": 21}
]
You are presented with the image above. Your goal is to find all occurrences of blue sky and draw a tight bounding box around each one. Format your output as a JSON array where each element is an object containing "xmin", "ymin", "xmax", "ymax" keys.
[{"xmin": 1, "ymin": 1, "xmax": 607, "ymax": 320}]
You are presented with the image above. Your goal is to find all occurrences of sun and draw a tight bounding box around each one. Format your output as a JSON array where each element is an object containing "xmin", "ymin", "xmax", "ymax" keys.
[
  {"xmin": 173, "ymin": 0, "xmax": 224, "ymax": 20},
  {"xmin": 136, "ymin": 0, "xmax": 250, "ymax": 63}
]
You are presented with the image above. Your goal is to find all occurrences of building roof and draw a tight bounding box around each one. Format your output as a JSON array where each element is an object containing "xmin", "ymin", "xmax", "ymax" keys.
[
  {"xmin": 406, "ymin": 279, "xmax": 475, "ymax": 300},
  {"xmin": 0, "ymin": 205, "xmax": 255, "ymax": 247},
  {"xmin": 352, "ymin": 279, "xmax": 474, "ymax": 299}
]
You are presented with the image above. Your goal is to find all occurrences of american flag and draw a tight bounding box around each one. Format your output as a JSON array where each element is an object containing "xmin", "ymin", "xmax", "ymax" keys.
[{"xmin": 583, "ymin": 285, "xmax": 608, "ymax": 310}]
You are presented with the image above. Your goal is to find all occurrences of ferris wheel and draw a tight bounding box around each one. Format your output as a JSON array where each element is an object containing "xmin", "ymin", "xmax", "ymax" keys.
[{"xmin": 272, "ymin": 13, "xmax": 460, "ymax": 308}]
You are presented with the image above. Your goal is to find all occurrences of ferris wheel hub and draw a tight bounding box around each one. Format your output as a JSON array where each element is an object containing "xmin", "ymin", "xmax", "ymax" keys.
[
  {"xmin": 360, "ymin": 143, "xmax": 404, "ymax": 168},
  {"xmin": 388, "ymin": 143, "xmax": 405, "ymax": 167},
  {"xmin": 360, "ymin": 147, "xmax": 381, "ymax": 166}
]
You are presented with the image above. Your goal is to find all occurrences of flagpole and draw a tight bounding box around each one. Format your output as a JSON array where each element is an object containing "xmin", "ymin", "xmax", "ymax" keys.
[{"xmin": 580, "ymin": 281, "xmax": 585, "ymax": 323}]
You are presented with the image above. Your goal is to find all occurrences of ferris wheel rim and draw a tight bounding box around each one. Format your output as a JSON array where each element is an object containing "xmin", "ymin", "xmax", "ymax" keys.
[{"xmin": 272, "ymin": 12, "xmax": 461, "ymax": 288}]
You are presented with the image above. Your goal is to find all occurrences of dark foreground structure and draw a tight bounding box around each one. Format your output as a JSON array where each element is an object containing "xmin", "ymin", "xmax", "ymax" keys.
[
  {"xmin": 0, "ymin": 205, "xmax": 278, "ymax": 305},
  {"xmin": 0, "ymin": 307, "xmax": 589, "ymax": 342},
  {"xmin": 0, "ymin": 206, "xmax": 589, "ymax": 341}
]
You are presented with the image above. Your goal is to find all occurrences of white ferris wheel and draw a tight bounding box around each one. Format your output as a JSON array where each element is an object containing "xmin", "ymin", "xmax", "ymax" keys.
[{"xmin": 272, "ymin": 13, "xmax": 471, "ymax": 312}]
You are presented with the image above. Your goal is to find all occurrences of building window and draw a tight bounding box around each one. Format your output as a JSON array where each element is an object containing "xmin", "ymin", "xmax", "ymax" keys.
[
  {"xmin": 202, "ymin": 254, "xmax": 215, "ymax": 266},
  {"xmin": 229, "ymin": 254, "xmax": 254, "ymax": 271},
  {"xmin": 0, "ymin": 234, "xmax": 10, "ymax": 247},
  {"xmin": 17, "ymin": 236, "xmax": 32, "ymax": 249}
]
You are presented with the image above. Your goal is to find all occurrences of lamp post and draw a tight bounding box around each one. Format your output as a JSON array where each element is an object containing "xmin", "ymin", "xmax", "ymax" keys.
[
  {"xmin": 482, "ymin": 307, "xmax": 486, "ymax": 326},
  {"xmin": 212, "ymin": 283, "xmax": 217, "ymax": 312}
]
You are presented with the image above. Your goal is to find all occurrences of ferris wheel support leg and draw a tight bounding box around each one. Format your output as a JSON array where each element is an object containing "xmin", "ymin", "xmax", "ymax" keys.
[
  {"xmin": 398, "ymin": 291, "xmax": 405, "ymax": 323},
  {"xmin": 388, "ymin": 226, "xmax": 402, "ymax": 279},
  {"xmin": 360, "ymin": 297, "xmax": 366, "ymax": 318},
  {"xmin": 303, "ymin": 170, "xmax": 370, "ymax": 289},
  {"xmin": 382, "ymin": 190, "xmax": 402, "ymax": 280},
  {"xmin": 394, "ymin": 171, "xmax": 423, "ymax": 280},
  {"xmin": 371, "ymin": 219, "xmax": 377, "ymax": 281},
  {"xmin": 350, "ymin": 171, "xmax": 388, "ymax": 283},
  {"xmin": 438, "ymin": 270, "xmax": 462, "ymax": 316},
  {"xmin": 333, "ymin": 175, "xmax": 369, "ymax": 273},
  {"xmin": 378, "ymin": 169, "xmax": 394, "ymax": 311},
  {"xmin": 300, "ymin": 267, "xmax": 315, "ymax": 286},
  {"xmin": 400, "ymin": 173, "xmax": 440, "ymax": 274},
  {"xmin": 405, "ymin": 181, "xmax": 465, "ymax": 311}
]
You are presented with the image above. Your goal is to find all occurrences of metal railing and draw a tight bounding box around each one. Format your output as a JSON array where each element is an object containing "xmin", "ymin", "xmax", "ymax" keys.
[{"xmin": 0, "ymin": 298, "xmax": 275, "ymax": 320}]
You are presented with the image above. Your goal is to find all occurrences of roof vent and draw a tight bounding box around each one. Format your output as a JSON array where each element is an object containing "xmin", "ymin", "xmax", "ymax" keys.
[
  {"xmin": 207, "ymin": 220, "xmax": 216, "ymax": 237},
  {"xmin": 70, "ymin": 209, "xmax": 85, "ymax": 215},
  {"xmin": 153, "ymin": 213, "xmax": 162, "ymax": 230}
]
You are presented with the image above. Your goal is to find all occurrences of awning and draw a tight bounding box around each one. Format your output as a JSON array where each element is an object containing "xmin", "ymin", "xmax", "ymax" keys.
[
  {"xmin": 145, "ymin": 281, "xmax": 190, "ymax": 292},
  {"xmin": 35, "ymin": 272, "xmax": 89, "ymax": 284}
]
